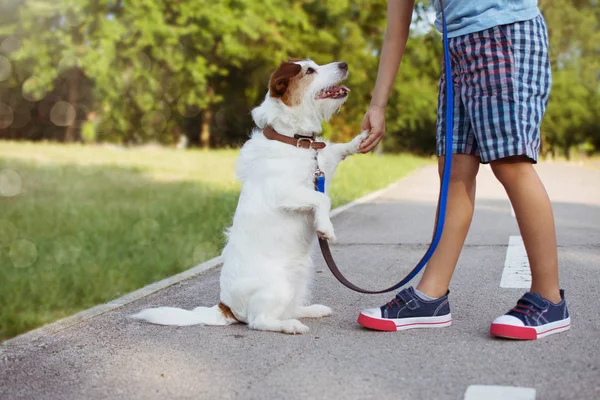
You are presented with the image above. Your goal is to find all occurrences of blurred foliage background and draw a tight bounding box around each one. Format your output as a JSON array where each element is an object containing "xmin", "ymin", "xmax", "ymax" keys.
[{"xmin": 0, "ymin": 0, "xmax": 598, "ymax": 157}]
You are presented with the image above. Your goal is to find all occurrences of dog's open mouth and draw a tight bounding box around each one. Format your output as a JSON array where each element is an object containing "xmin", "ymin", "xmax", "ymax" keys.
[{"xmin": 315, "ymin": 86, "xmax": 350, "ymax": 100}]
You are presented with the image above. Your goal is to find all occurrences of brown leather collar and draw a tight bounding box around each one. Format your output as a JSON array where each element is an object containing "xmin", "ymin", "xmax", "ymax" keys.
[{"xmin": 263, "ymin": 125, "xmax": 326, "ymax": 150}]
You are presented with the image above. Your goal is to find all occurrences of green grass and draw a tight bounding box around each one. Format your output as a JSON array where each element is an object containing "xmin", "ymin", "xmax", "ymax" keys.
[{"xmin": 0, "ymin": 141, "xmax": 430, "ymax": 340}]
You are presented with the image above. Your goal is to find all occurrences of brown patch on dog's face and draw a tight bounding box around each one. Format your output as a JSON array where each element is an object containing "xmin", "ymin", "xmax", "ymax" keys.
[
  {"xmin": 269, "ymin": 61, "xmax": 319, "ymax": 107},
  {"xmin": 218, "ymin": 302, "xmax": 239, "ymax": 322},
  {"xmin": 269, "ymin": 62, "xmax": 301, "ymax": 101}
]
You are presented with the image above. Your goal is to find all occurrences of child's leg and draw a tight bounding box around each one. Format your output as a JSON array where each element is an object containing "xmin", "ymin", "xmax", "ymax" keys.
[
  {"xmin": 458, "ymin": 15, "xmax": 570, "ymax": 339},
  {"xmin": 490, "ymin": 156, "xmax": 560, "ymax": 303},
  {"xmin": 489, "ymin": 155, "xmax": 570, "ymax": 340},
  {"xmin": 357, "ymin": 22, "xmax": 483, "ymax": 331},
  {"xmin": 416, "ymin": 154, "xmax": 480, "ymax": 298},
  {"xmin": 357, "ymin": 153, "xmax": 479, "ymax": 332}
]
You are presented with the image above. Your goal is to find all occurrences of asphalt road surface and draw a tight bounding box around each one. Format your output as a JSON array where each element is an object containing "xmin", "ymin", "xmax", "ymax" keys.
[{"xmin": 1, "ymin": 162, "xmax": 599, "ymax": 400}]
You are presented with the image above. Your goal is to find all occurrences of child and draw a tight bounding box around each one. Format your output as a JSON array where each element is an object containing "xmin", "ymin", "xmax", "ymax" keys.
[{"xmin": 357, "ymin": 0, "xmax": 570, "ymax": 339}]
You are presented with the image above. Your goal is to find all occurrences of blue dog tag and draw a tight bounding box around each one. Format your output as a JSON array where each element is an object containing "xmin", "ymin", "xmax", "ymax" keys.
[{"xmin": 316, "ymin": 175, "xmax": 325, "ymax": 193}]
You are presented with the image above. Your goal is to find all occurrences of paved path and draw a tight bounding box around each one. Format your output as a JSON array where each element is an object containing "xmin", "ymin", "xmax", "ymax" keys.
[{"xmin": 2, "ymin": 163, "xmax": 599, "ymax": 400}]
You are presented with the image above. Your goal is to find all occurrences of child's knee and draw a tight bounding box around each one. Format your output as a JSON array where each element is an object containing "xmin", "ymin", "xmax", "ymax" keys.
[
  {"xmin": 490, "ymin": 155, "xmax": 534, "ymax": 186},
  {"xmin": 439, "ymin": 154, "xmax": 479, "ymax": 183}
]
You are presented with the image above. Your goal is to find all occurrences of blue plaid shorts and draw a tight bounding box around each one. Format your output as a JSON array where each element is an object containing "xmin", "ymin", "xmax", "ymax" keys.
[{"xmin": 436, "ymin": 14, "xmax": 551, "ymax": 163}]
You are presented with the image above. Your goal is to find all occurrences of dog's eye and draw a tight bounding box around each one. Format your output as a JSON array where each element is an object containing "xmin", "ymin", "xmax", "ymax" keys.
[{"xmin": 306, "ymin": 67, "xmax": 316, "ymax": 75}]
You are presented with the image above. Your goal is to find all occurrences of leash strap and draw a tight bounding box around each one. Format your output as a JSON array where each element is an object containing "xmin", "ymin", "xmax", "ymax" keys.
[{"xmin": 316, "ymin": 2, "xmax": 454, "ymax": 294}]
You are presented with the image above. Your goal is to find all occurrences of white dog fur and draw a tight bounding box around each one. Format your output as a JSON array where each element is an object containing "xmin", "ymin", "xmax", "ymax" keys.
[{"xmin": 131, "ymin": 59, "xmax": 368, "ymax": 334}]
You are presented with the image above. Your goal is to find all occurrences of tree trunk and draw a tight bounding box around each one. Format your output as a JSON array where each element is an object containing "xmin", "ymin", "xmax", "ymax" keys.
[
  {"xmin": 200, "ymin": 107, "xmax": 212, "ymax": 150},
  {"xmin": 563, "ymin": 142, "xmax": 571, "ymax": 161},
  {"xmin": 64, "ymin": 69, "xmax": 80, "ymax": 142},
  {"xmin": 199, "ymin": 87, "xmax": 215, "ymax": 150}
]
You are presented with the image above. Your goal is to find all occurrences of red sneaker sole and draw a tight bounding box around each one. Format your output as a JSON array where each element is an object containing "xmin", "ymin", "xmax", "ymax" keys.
[
  {"xmin": 490, "ymin": 323, "xmax": 537, "ymax": 340},
  {"xmin": 490, "ymin": 321, "xmax": 571, "ymax": 340},
  {"xmin": 357, "ymin": 313, "xmax": 398, "ymax": 331},
  {"xmin": 357, "ymin": 313, "xmax": 453, "ymax": 332}
]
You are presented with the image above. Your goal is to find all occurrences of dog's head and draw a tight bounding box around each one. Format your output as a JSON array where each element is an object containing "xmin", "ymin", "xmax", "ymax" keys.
[{"xmin": 252, "ymin": 59, "xmax": 350, "ymax": 136}]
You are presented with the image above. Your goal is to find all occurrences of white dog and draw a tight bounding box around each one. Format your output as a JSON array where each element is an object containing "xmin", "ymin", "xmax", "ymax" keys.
[{"xmin": 131, "ymin": 59, "xmax": 368, "ymax": 334}]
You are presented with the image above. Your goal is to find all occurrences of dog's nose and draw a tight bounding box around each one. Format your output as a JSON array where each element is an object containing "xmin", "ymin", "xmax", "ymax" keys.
[{"xmin": 338, "ymin": 62, "xmax": 348, "ymax": 71}]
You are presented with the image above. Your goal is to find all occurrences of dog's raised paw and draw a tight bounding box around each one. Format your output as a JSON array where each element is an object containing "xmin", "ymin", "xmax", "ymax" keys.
[
  {"xmin": 316, "ymin": 219, "xmax": 336, "ymax": 242},
  {"xmin": 281, "ymin": 319, "xmax": 310, "ymax": 335},
  {"xmin": 354, "ymin": 130, "xmax": 370, "ymax": 145},
  {"xmin": 317, "ymin": 229, "xmax": 337, "ymax": 242},
  {"xmin": 347, "ymin": 130, "xmax": 370, "ymax": 153},
  {"xmin": 358, "ymin": 130, "xmax": 370, "ymax": 142}
]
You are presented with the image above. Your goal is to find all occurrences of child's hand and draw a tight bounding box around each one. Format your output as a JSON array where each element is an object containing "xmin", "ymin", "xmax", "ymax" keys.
[{"xmin": 359, "ymin": 105, "xmax": 386, "ymax": 153}]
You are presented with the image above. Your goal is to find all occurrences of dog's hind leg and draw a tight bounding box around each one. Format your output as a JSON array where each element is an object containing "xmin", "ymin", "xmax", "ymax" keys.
[
  {"xmin": 293, "ymin": 304, "xmax": 332, "ymax": 319},
  {"xmin": 289, "ymin": 260, "xmax": 332, "ymax": 319},
  {"xmin": 246, "ymin": 287, "xmax": 310, "ymax": 335}
]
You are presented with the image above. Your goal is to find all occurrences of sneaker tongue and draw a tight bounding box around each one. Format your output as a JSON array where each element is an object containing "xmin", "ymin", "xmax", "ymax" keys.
[{"xmin": 521, "ymin": 292, "xmax": 548, "ymax": 309}]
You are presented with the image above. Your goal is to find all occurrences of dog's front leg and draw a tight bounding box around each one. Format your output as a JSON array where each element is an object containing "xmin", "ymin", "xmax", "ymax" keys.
[
  {"xmin": 278, "ymin": 187, "xmax": 336, "ymax": 241},
  {"xmin": 317, "ymin": 131, "xmax": 370, "ymax": 189},
  {"xmin": 337, "ymin": 130, "xmax": 370, "ymax": 159}
]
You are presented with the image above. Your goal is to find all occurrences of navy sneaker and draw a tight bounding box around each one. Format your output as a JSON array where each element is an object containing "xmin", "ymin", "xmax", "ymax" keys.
[
  {"xmin": 358, "ymin": 287, "xmax": 452, "ymax": 332},
  {"xmin": 490, "ymin": 290, "xmax": 571, "ymax": 340}
]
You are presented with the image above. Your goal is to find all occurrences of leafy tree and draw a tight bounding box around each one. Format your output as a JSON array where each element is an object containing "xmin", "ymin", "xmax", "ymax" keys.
[
  {"xmin": 0, "ymin": 0, "xmax": 596, "ymax": 157},
  {"xmin": 540, "ymin": 0, "xmax": 600, "ymax": 158}
]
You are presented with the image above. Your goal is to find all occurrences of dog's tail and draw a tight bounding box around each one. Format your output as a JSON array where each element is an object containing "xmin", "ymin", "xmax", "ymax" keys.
[{"xmin": 130, "ymin": 303, "xmax": 240, "ymax": 326}]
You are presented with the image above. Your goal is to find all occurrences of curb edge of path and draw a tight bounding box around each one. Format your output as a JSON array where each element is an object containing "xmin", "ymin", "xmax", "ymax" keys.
[{"xmin": 1, "ymin": 167, "xmax": 423, "ymax": 349}]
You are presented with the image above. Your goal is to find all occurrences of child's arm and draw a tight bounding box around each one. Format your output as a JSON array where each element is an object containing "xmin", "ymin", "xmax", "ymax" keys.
[{"xmin": 360, "ymin": 0, "xmax": 415, "ymax": 153}]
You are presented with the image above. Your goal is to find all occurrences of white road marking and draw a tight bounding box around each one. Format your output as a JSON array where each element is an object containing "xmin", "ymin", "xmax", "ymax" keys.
[
  {"xmin": 464, "ymin": 385, "xmax": 536, "ymax": 400},
  {"xmin": 500, "ymin": 235, "xmax": 531, "ymax": 288}
]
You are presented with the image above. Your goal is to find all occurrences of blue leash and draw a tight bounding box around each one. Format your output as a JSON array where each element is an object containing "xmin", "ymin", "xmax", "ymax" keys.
[{"xmin": 316, "ymin": 5, "xmax": 453, "ymax": 294}]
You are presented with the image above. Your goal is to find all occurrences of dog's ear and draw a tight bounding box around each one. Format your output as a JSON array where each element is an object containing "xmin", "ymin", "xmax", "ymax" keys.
[{"xmin": 269, "ymin": 62, "xmax": 302, "ymax": 98}]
